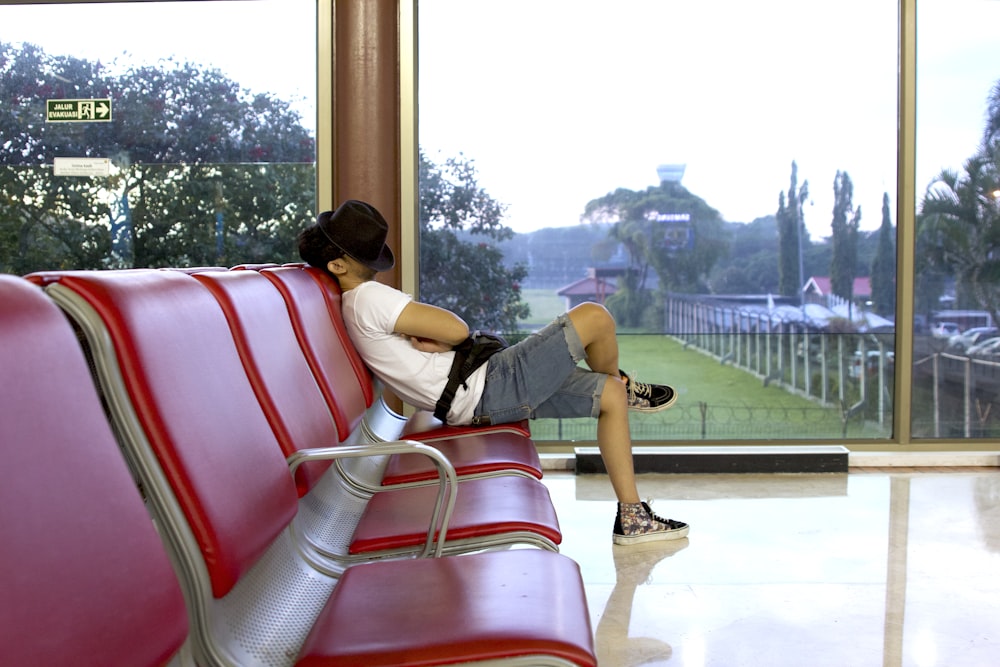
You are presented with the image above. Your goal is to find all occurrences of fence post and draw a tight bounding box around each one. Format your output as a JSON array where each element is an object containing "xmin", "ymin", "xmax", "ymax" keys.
[
  {"xmin": 964, "ymin": 357, "xmax": 972, "ymax": 438},
  {"xmin": 820, "ymin": 334, "xmax": 829, "ymax": 404},
  {"xmin": 932, "ymin": 353, "xmax": 940, "ymax": 437},
  {"xmin": 838, "ymin": 336, "xmax": 846, "ymax": 404},
  {"xmin": 790, "ymin": 329, "xmax": 798, "ymax": 391},
  {"xmin": 804, "ymin": 331, "xmax": 812, "ymax": 398}
]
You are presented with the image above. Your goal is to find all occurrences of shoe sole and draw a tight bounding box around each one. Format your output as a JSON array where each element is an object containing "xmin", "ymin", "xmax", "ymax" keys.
[{"xmin": 612, "ymin": 524, "xmax": 689, "ymax": 545}]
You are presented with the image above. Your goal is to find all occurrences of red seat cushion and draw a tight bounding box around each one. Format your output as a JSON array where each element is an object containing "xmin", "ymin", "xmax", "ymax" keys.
[
  {"xmin": 401, "ymin": 411, "xmax": 533, "ymax": 439},
  {"xmin": 349, "ymin": 475, "xmax": 560, "ymax": 553},
  {"xmin": 381, "ymin": 431, "xmax": 543, "ymax": 485},
  {"xmin": 297, "ymin": 550, "xmax": 596, "ymax": 667}
]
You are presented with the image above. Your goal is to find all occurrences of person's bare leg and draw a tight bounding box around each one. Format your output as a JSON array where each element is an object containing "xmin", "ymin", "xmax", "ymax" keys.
[
  {"xmin": 567, "ymin": 302, "xmax": 676, "ymax": 415},
  {"xmin": 566, "ymin": 302, "xmax": 620, "ymax": 376},
  {"xmin": 597, "ymin": 376, "xmax": 641, "ymax": 504},
  {"xmin": 564, "ymin": 303, "xmax": 641, "ymax": 501},
  {"xmin": 566, "ymin": 303, "xmax": 689, "ymax": 541},
  {"xmin": 600, "ymin": 377, "xmax": 689, "ymax": 543}
]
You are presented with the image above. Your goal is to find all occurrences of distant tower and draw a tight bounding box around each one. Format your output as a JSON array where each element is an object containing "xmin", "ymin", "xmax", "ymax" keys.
[{"xmin": 656, "ymin": 164, "xmax": 686, "ymax": 184}]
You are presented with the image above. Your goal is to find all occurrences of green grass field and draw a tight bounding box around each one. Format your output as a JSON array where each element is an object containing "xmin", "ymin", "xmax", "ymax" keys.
[
  {"xmin": 516, "ymin": 292, "xmax": 891, "ymax": 442},
  {"xmin": 519, "ymin": 289, "xmax": 566, "ymax": 328}
]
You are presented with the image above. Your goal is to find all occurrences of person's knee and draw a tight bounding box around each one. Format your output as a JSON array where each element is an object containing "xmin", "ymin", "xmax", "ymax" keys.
[
  {"xmin": 572, "ymin": 301, "xmax": 613, "ymax": 322},
  {"xmin": 568, "ymin": 302, "xmax": 616, "ymax": 340},
  {"xmin": 599, "ymin": 373, "xmax": 627, "ymax": 413}
]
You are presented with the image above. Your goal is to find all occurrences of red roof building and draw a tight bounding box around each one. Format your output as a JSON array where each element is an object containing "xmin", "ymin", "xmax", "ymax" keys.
[
  {"xmin": 803, "ymin": 276, "xmax": 871, "ymax": 303},
  {"xmin": 556, "ymin": 275, "xmax": 618, "ymax": 309}
]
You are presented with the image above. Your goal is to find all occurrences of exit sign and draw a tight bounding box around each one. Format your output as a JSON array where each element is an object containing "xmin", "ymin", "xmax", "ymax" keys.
[{"xmin": 46, "ymin": 98, "xmax": 112, "ymax": 123}]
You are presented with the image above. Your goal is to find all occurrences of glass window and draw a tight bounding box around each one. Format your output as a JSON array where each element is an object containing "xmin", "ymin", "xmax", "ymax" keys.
[
  {"xmin": 913, "ymin": 0, "xmax": 1000, "ymax": 438},
  {"xmin": 0, "ymin": 0, "xmax": 317, "ymax": 272},
  {"xmin": 418, "ymin": 1, "xmax": 899, "ymax": 441}
]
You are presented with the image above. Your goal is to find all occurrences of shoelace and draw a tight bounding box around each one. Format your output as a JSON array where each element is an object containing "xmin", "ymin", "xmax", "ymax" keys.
[
  {"xmin": 648, "ymin": 510, "xmax": 672, "ymax": 527},
  {"xmin": 626, "ymin": 376, "xmax": 654, "ymax": 402},
  {"xmin": 644, "ymin": 500, "xmax": 678, "ymax": 528}
]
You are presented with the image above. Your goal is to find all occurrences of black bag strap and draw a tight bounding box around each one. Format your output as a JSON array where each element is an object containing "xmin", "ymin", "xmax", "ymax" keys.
[{"xmin": 433, "ymin": 331, "xmax": 507, "ymax": 422}]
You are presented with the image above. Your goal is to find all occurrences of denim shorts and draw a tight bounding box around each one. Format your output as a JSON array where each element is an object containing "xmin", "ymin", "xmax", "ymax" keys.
[{"xmin": 473, "ymin": 313, "xmax": 607, "ymax": 424}]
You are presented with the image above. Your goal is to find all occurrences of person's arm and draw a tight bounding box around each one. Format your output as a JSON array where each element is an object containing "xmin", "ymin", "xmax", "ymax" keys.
[{"xmin": 393, "ymin": 301, "xmax": 469, "ymax": 352}]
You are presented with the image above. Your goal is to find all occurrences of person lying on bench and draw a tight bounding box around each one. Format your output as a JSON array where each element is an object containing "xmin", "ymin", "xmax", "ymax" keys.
[{"xmin": 298, "ymin": 199, "xmax": 688, "ymax": 545}]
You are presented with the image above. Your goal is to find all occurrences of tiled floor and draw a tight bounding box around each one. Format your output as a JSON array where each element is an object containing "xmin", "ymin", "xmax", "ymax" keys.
[{"xmin": 541, "ymin": 469, "xmax": 1000, "ymax": 667}]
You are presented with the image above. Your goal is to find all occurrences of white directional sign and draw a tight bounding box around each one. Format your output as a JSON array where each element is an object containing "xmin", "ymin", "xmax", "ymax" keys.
[
  {"xmin": 46, "ymin": 98, "xmax": 112, "ymax": 123},
  {"xmin": 53, "ymin": 157, "xmax": 111, "ymax": 177}
]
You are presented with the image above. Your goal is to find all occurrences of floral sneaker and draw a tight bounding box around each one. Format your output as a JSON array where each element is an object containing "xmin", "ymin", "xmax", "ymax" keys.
[
  {"xmin": 621, "ymin": 371, "xmax": 677, "ymax": 412},
  {"xmin": 613, "ymin": 501, "xmax": 689, "ymax": 545}
]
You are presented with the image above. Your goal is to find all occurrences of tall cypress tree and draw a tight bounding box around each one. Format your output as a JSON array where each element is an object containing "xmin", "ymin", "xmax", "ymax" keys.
[
  {"xmin": 870, "ymin": 192, "xmax": 896, "ymax": 316},
  {"xmin": 830, "ymin": 171, "xmax": 861, "ymax": 302},
  {"xmin": 777, "ymin": 161, "xmax": 808, "ymax": 297},
  {"xmin": 776, "ymin": 191, "xmax": 792, "ymax": 296}
]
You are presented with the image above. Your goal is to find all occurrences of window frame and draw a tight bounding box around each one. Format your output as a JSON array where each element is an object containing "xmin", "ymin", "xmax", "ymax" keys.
[{"xmin": 8, "ymin": 0, "xmax": 999, "ymax": 452}]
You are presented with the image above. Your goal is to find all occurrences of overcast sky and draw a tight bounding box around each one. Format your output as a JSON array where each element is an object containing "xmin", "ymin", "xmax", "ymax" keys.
[
  {"xmin": 6, "ymin": 1, "xmax": 999, "ymax": 238},
  {"xmin": 418, "ymin": 0, "xmax": 1000, "ymax": 236}
]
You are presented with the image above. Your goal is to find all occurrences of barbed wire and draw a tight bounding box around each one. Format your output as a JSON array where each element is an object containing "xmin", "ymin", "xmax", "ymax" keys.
[{"xmin": 532, "ymin": 402, "xmax": 891, "ymax": 441}]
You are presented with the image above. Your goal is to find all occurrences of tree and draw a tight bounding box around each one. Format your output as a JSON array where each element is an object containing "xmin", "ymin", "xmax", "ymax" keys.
[
  {"xmin": 583, "ymin": 181, "xmax": 729, "ymax": 296},
  {"xmin": 919, "ymin": 150, "xmax": 1000, "ymax": 320},
  {"xmin": 829, "ymin": 171, "xmax": 861, "ymax": 302},
  {"xmin": 585, "ymin": 187, "xmax": 656, "ymax": 326},
  {"xmin": 0, "ymin": 43, "xmax": 113, "ymax": 273},
  {"xmin": 869, "ymin": 192, "xmax": 896, "ymax": 316},
  {"xmin": 418, "ymin": 150, "xmax": 530, "ymax": 333},
  {"xmin": 708, "ymin": 217, "xmax": 781, "ymax": 294},
  {"xmin": 582, "ymin": 181, "xmax": 729, "ymax": 326},
  {"xmin": 0, "ymin": 41, "xmax": 315, "ymax": 273},
  {"xmin": 917, "ymin": 79, "xmax": 1000, "ymax": 321},
  {"xmin": 776, "ymin": 161, "xmax": 809, "ymax": 297},
  {"xmin": 985, "ymin": 80, "xmax": 1000, "ymax": 150},
  {"xmin": 493, "ymin": 223, "xmax": 613, "ymax": 289}
]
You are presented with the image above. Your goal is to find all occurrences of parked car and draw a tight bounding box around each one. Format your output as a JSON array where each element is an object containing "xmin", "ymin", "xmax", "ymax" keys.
[
  {"xmin": 966, "ymin": 336, "xmax": 1000, "ymax": 357},
  {"xmin": 932, "ymin": 321, "xmax": 961, "ymax": 338},
  {"xmin": 947, "ymin": 327, "xmax": 999, "ymax": 352}
]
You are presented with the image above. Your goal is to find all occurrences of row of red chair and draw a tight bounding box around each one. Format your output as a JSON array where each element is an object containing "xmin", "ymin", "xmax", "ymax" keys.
[{"xmin": 0, "ymin": 269, "xmax": 597, "ymax": 667}]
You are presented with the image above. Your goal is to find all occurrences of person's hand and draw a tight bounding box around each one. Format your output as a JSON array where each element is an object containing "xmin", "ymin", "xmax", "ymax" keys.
[{"xmin": 409, "ymin": 336, "xmax": 453, "ymax": 353}]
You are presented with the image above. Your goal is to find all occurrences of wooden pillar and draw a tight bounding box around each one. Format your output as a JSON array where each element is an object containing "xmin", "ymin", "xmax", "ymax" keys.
[
  {"xmin": 324, "ymin": 0, "xmax": 405, "ymax": 413},
  {"xmin": 330, "ymin": 0, "xmax": 401, "ymax": 289}
]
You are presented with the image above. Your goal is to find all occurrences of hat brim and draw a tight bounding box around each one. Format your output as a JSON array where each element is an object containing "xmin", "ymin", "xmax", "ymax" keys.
[{"xmin": 367, "ymin": 245, "xmax": 395, "ymax": 272}]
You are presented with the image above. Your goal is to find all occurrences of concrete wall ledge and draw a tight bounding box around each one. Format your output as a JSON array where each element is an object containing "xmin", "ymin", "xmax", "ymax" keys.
[
  {"xmin": 848, "ymin": 451, "xmax": 1000, "ymax": 468},
  {"xmin": 574, "ymin": 445, "xmax": 850, "ymax": 474}
]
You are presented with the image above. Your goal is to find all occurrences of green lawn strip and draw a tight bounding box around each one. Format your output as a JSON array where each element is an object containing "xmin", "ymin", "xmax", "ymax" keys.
[
  {"xmin": 530, "ymin": 334, "xmax": 889, "ymax": 441},
  {"xmin": 518, "ymin": 288, "xmax": 567, "ymax": 328},
  {"xmin": 515, "ymin": 292, "xmax": 889, "ymax": 441}
]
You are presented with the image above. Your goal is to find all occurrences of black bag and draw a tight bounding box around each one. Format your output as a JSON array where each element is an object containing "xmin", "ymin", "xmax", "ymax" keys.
[{"xmin": 433, "ymin": 331, "xmax": 508, "ymax": 422}]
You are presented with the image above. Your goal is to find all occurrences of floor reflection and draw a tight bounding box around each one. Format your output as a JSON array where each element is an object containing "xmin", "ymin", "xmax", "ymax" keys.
[
  {"xmin": 595, "ymin": 540, "xmax": 689, "ymax": 666},
  {"xmin": 542, "ymin": 469, "xmax": 1000, "ymax": 667}
]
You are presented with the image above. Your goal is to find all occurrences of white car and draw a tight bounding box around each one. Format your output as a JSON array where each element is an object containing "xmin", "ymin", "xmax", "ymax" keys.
[
  {"xmin": 932, "ymin": 322, "xmax": 961, "ymax": 338},
  {"xmin": 966, "ymin": 336, "xmax": 1000, "ymax": 357},
  {"xmin": 948, "ymin": 327, "xmax": 999, "ymax": 352}
]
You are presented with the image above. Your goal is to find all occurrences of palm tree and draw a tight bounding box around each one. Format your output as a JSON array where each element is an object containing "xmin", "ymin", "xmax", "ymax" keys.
[
  {"xmin": 916, "ymin": 79, "xmax": 1000, "ymax": 320},
  {"xmin": 919, "ymin": 146, "xmax": 1000, "ymax": 322},
  {"xmin": 985, "ymin": 80, "xmax": 1000, "ymax": 150}
]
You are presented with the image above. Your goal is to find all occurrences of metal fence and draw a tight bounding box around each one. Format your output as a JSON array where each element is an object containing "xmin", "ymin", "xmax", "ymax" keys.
[
  {"xmin": 531, "ymin": 294, "xmax": 898, "ymax": 442},
  {"xmin": 913, "ymin": 347, "xmax": 1000, "ymax": 438},
  {"xmin": 532, "ymin": 402, "xmax": 880, "ymax": 442}
]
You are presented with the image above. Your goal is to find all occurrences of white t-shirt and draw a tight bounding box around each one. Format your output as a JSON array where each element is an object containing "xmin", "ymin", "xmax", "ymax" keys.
[{"xmin": 341, "ymin": 280, "xmax": 487, "ymax": 425}]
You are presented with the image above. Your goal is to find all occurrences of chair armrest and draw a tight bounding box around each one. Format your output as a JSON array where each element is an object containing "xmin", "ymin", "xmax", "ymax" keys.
[{"xmin": 287, "ymin": 440, "xmax": 457, "ymax": 558}]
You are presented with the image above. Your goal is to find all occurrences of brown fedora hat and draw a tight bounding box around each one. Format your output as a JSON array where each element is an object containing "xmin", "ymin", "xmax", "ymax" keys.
[{"xmin": 316, "ymin": 200, "xmax": 395, "ymax": 272}]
